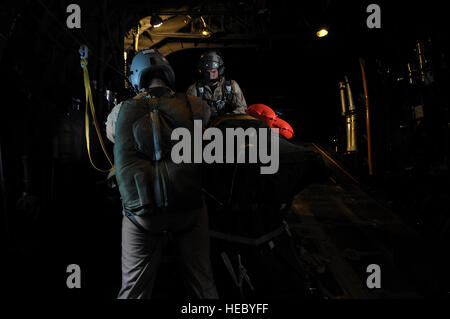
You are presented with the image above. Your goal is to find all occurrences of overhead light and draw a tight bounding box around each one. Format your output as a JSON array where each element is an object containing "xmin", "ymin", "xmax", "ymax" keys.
[
  {"xmin": 316, "ymin": 28, "xmax": 328, "ymax": 38},
  {"xmin": 150, "ymin": 15, "xmax": 163, "ymax": 28},
  {"xmin": 199, "ymin": 16, "xmax": 211, "ymax": 37}
]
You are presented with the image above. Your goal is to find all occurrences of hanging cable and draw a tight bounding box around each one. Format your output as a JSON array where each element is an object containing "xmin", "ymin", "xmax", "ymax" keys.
[{"xmin": 80, "ymin": 46, "xmax": 114, "ymax": 173}]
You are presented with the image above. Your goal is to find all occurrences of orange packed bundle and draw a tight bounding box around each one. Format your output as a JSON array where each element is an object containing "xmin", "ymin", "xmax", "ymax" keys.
[{"xmin": 246, "ymin": 104, "xmax": 294, "ymax": 139}]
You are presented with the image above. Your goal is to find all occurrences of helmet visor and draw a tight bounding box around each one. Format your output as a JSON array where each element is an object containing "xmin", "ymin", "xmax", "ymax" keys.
[{"xmin": 204, "ymin": 61, "xmax": 220, "ymax": 70}]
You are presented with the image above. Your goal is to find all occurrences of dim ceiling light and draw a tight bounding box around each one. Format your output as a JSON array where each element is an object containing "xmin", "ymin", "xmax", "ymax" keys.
[
  {"xmin": 316, "ymin": 28, "xmax": 328, "ymax": 38},
  {"xmin": 200, "ymin": 16, "xmax": 211, "ymax": 37},
  {"xmin": 151, "ymin": 15, "xmax": 163, "ymax": 28}
]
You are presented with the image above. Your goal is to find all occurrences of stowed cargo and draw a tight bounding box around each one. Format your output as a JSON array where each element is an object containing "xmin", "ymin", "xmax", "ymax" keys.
[
  {"xmin": 203, "ymin": 114, "xmax": 327, "ymax": 237},
  {"xmin": 202, "ymin": 114, "xmax": 329, "ymax": 298}
]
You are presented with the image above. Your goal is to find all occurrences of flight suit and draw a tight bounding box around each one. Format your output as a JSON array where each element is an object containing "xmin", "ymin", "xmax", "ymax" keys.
[
  {"xmin": 186, "ymin": 77, "xmax": 248, "ymax": 117},
  {"xmin": 107, "ymin": 87, "xmax": 218, "ymax": 299}
]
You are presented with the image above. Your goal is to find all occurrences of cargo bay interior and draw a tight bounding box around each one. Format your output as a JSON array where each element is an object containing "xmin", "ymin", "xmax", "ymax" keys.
[{"xmin": 0, "ymin": 0, "xmax": 449, "ymax": 299}]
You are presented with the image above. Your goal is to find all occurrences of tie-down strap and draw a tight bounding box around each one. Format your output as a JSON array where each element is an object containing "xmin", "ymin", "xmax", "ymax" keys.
[{"xmin": 209, "ymin": 222, "xmax": 289, "ymax": 246}]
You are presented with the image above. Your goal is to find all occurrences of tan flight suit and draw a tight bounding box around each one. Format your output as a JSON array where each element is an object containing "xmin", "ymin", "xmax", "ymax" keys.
[
  {"xmin": 186, "ymin": 77, "xmax": 248, "ymax": 116},
  {"xmin": 106, "ymin": 87, "xmax": 218, "ymax": 299}
]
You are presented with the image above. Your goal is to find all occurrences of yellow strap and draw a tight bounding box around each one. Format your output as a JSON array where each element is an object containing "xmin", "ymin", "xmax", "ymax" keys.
[{"xmin": 81, "ymin": 59, "xmax": 114, "ymax": 173}]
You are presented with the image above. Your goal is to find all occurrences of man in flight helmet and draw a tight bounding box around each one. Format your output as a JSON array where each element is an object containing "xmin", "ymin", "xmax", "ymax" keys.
[
  {"xmin": 105, "ymin": 48, "xmax": 218, "ymax": 299},
  {"xmin": 186, "ymin": 50, "xmax": 247, "ymax": 119},
  {"xmin": 106, "ymin": 48, "xmax": 176, "ymax": 142}
]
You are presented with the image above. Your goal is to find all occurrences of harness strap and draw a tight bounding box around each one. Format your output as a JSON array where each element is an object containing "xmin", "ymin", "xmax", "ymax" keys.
[
  {"xmin": 139, "ymin": 97, "xmax": 170, "ymax": 209},
  {"xmin": 197, "ymin": 85, "xmax": 205, "ymax": 99},
  {"xmin": 222, "ymin": 80, "xmax": 232, "ymax": 102},
  {"xmin": 197, "ymin": 80, "xmax": 232, "ymax": 101}
]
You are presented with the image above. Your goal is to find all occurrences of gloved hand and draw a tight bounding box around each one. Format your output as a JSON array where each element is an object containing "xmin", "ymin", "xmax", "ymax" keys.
[{"xmin": 208, "ymin": 100, "xmax": 228, "ymax": 118}]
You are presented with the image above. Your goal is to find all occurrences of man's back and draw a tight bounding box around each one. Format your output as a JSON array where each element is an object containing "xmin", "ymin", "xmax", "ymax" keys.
[
  {"xmin": 113, "ymin": 88, "xmax": 210, "ymax": 222},
  {"xmin": 113, "ymin": 48, "xmax": 218, "ymax": 299}
]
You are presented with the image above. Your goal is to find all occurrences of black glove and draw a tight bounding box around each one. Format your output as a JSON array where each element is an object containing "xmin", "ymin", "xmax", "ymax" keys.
[{"xmin": 208, "ymin": 100, "xmax": 226, "ymax": 118}]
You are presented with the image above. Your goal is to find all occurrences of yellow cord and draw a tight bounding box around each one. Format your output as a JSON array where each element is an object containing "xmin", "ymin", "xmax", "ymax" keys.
[{"xmin": 81, "ymin": 59, "xmax": 114, "ymax": 173}]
